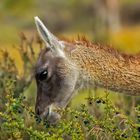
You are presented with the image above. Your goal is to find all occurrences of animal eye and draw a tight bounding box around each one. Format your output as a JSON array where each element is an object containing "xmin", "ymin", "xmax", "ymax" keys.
[{"xmin": 38, "ymin": 70, "xmax": 48, "ymax": 81}]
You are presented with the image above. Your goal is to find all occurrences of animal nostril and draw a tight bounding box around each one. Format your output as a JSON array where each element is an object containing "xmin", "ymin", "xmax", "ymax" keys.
[
  {"xmin": 46, "ymin": 107, "xmax": 50, "ymax": 117},
  {"xmin": 35, "ymin": 106, "xmax": 50, "ymax": 118},
  {"xmin": 36, "ymin": 107, "xmax": 41, "ymax": 116}
]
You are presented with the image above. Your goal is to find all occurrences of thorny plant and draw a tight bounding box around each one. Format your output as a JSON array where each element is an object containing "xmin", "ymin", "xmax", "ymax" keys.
[{"xmin": 0, "ymin": 34, "xmax": 140, "ymax": 140}]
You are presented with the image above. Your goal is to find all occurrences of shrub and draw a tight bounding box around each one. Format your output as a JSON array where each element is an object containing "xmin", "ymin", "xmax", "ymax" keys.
[{"xmin": 0, "ymin": 34, "xmax": 140, "ymax": 140}]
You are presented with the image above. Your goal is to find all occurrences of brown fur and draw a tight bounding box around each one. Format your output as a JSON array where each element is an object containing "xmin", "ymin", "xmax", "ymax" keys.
[
  {"xmin": 34, "ymin": 17, "xmax": 140, "ymax": 124},
  {"xmin": 62, "ymin": 37, "xmax": 140, "ymax": 96},
  {"xmin": 62, "ymin": 35, "xmax": 140, "ymax": 62}
]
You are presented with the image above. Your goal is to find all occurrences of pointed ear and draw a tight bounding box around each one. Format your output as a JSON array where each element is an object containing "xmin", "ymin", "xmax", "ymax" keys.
[{"xmin": 34, "ymin": 16, "xmax": 64, "ymax": 51}]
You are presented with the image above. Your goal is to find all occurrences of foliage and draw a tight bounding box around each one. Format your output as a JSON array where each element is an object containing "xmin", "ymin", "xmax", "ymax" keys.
[{"xmin": 0, "ymin": 35, "xmax": 140, "ymax": 140}]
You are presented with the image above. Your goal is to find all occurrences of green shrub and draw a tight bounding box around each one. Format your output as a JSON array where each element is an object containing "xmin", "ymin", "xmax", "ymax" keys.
[{"xmin": 0, "ymin": 34, "xmax": 140, "ymax": 140}]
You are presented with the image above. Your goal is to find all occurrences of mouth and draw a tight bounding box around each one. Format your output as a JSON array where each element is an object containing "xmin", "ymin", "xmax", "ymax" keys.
[{"xmin": 41, "ymin": 105, "xmax": 61, "ymax": 124}]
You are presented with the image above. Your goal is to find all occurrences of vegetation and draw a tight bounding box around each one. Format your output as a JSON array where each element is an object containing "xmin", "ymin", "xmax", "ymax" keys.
[{"xmin": 0, "ymin": 35, "xmax": 140, "ymax": 140}]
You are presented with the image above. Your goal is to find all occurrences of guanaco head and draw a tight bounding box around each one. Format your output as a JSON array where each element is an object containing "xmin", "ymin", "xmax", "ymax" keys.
[{"xmin": 34, "ymin": 17, "xmax": 78, "ymax": 124}]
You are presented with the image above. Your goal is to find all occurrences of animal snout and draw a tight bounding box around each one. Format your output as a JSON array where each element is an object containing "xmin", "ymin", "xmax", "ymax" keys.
[
  {"xmin": 47, "ymin": 111, "xmax": 61, "ymax": 124},
  {"xmin": 35, "ymin": 105, "xmax": 61, "ymax": 124},
  {"xmin": 35, "ymin": 106, "xmax": 50, "ymax": 117}
]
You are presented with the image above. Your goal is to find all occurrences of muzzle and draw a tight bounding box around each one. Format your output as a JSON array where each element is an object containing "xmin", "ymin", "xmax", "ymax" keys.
[{"xmin": 36, "ymin": 104, "xmax": 61, "ymax": 124}]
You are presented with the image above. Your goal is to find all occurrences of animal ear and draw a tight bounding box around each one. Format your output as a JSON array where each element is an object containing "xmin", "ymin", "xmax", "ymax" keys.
[{"xmin": 34, "ymin": 16, "xmax": 64, "ymax": 51}]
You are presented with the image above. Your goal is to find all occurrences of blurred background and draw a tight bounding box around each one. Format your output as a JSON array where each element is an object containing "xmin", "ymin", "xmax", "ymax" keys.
[
  {"xmin": 0, "ymin": 0, "xmax": 140, "ymax": 107},
  {"xmin": 0, "ymin": 0, "xmax": 140, "ymax": 51}
]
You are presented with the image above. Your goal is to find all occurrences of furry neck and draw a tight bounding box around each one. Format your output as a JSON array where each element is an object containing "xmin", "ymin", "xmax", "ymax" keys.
[{"xmin": 65, "ymin": 40, "xmax": 140, "ymax": 96}]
